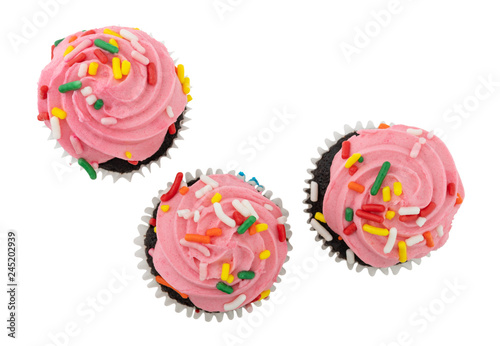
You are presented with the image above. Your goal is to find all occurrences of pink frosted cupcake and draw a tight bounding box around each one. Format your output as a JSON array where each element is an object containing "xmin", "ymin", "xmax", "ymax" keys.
[{"xmin": 37, "ymin": 26, "xmax": 192, "ymax": 181}]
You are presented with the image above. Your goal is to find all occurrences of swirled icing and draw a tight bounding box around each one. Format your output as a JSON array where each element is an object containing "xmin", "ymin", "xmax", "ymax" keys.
[
  {"xmin": 151, "ymin": 174, "xmax": 288, "ymax": 312},
  {"xmin": 323, "ymin": 125, "xmax": 464, "ymax": 268},
  {"xmin": 37, "ymin": 26, "xmax": 187, "ymax": 164}
]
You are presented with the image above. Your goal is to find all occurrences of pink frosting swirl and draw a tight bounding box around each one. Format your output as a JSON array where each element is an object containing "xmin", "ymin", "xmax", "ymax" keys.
[
  {"xmin": 37, "ymin": 26, "xmax": 187, "ymax": 163},
  {"xmin": 323, "ymin": 125, "xmax": 464, "ymax": 268},
  {"xmin": 151, "ymin": 174, "xmax": 289, "ymax": 312}
]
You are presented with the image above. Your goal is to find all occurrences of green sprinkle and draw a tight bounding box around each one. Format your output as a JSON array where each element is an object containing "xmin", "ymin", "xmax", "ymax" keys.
[
  {"xmin": 94, "ymin": 99, "xmax": 104, "ymax": 110},
  {"xmin": 345, "ymin": 207, "xmax": 353, "ymax": 222},
  {"xmin": 370, "ymin": 161, "xmax": 391, "ymax": 196},
  {"xmin": 237, "ymin": 215, "xmax": 257, "ymax": 234},
  {"xmin": 54, "ymin": 38, "xmax": 64, "ymax": 47},
  {"xmin": 78, "ymin": 158, "xmax": 97, "ymax": 180},
  {"xmin": 237, "ymin": 271, "xmax": 255, "ymax": 280},
  {"xmin": 216, "ymin": 282, "xmax": 233, "ymax": 294},
  {"xmin": 94, "ymin": 38, "xmax": 119, "ymax": 54},
  {"xmin": 358, "ymin": 156, "xmax": 364, "ymax": 163},
  {"xmin": 58, "ymin": 81, "xmax": 82, "ymax": 93}
]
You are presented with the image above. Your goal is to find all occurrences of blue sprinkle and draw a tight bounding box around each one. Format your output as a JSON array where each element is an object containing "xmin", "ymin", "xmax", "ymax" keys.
[
  {"xmin": 249, "ymin": 177, "xmax": 259, "ymax": 185},
  {"xmin": 238, "ymin": 172, "xmax": 246, "ymax": 181}
]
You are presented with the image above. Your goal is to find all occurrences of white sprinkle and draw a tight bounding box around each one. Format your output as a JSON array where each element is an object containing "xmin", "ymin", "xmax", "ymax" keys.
[
  {"xmin": 91, "ymin": 162, "xmax": 99, "ymax": 169},
  {"xmin": 232, "ymin": 199, "xmax": 251, "ymax": 217},
  {"xmin": 179, "ymin": 238, "xmax": 210, "ymax": 257},
  {"xmin": 193, "ymin": 210, "xmax": 200, "ymax": 223},
  {"xmin": 310, "ymin": 181, "xmax": 319, "ymax": 202},
  {"xmin": 310, "ymin": 219, "xmax": 333, "ymax": 241},
  {"xmin": 383, "ymin": 227, "xmax": 398, "ymax": 254},
  {"xmin": 199, "ymin": 262, "xmax": 208, "ymax": 281},
  {"xmin": 101, "ymin": 117, "xmax": 117, "ymax": 126},
  {"xmin": 406, "ymin": 235, "xmax": 424, "ymax": 246},
  {"xmin": 177, "ymin": 209, "xmax": 191, "ymax": 217},
  {"xmin": 86, "ymin": 94, "xmax": 97, "ymax": 105},
  {"xmin": 427, "ymin": 130, "xmax": 435, "ymax": 139},
  {"xmin": 224, "ymin": 294, "xmax": 246, "ymax": 311},
  {"xmin": 242, "ymin": 200, "xmax": 259, "ymax": 219},
  {"xmin": 399, "ymin": 207, "xmax": 420, "ymax": 215},
  {"xmin": 407, "ymin": 128, "xmax": 423, "ymax": 136},
  {"xmin": 131, "ymin": 50, "xmax": 149, "ymax": 65},
  {"xmin": 416, "ymin": 217, "xmax": 427, "ymax": 227},
  {"xmin": 119, "ymin": 29, "xmax": 139, "ymax": 42},
  {"xmin": 80, "ymin": 86, "xmax": 92, "ymax": 96},
  {"xmin": 346, "ymin": 249, "xmax": 355, "ymax": 264},
  {"xmin": 63, "ymin": 38, "xmax": 92, "ymax": 61},
  {"xmin": 166, "ymin": 105, "xmax": 174, "ymax": 118},
  {"xmin": 69, "ymin": 135, "xmax": 83, "ymax": 154},
  {"xmin": 195, "ymin": 185, "xmax": 213, "ymax": 198},
  {"xmin": 264, "ymin": 204, "xmax": 273, "ymax": 211},
  {"xmin": 182, "ymin": 211, "xmax": 194, "ymax": 220},
  {"xmin": 277, "ymin": 216, "xmax": 287, "ymax": 224},
  {"xmin": 50, "ymin": 116, "xmax": 61, "ymax": 139},
  {"xmin": 78, "ymin": 63, "xmax": 88, "ymax": 78},
  {"xmin": 410, "ymin": 142, "xmax": 422, "ymax": 158},
  {"xmin": 436, "ymin": 225, "xmax": 444, "ymax": 237},
  {"xmin": 419, "ymin": 137, "xmax": 427, "ymax": 144},
  {"xmin": 200, "ymin": 174, "xmax": 219, "ymax": 188},
  {"xmin": 213, "ymin": 202, "xmax": 236, "ymax": 227},
  {"xmin": 130, "ymin": 39, "xmax": 146, "ymax": 54}
]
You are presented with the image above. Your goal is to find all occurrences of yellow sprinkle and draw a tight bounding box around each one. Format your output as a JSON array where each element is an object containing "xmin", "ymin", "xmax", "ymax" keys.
[
  {"xmin": 182, "ymin": 77, "xmax": 190, "ymax": 94},
  {"xmin": 256, "ymin": 224, "xmax": 268, "ymax": 233},
  {"xmin": 383, "ymin": 186, "xmax": 391, "ymax": 202},
  {"xmin": 314, "ymin": 212, "xmax": 326, "ymax": 223},
  {"xmin": 362, "ymin": 224, "xmax": 389, "ymax": 236},
  {"xmin": 211, "ymin": 192, "xmax": 222, "ymax": 204},
  {"xmin": 394, "ymin": 182, "xmax": 403, "ymax": 196},
  {"xmin": 345, "ymin": 153, "xmax": 361, "ymax": 168},
  {"xmin": 177, "ymin": 64, "xmax": 185, "ymax": 83},
  {"xmin": 88, "ymin": 62, "xmax": 99, "ymax": 76},
  {"xmin": 103, "ymin": 28, "xmax": 123, "ymax": 38},
  {"xmin": 125, "ymin": 151, "xmax": 132, "ymax": 159},
  {"xmin": 121, "ymin": 60, "xmax": 131, "ymax": 75},
  {"xmin": 187, "ymin": 95, "xmax": 193, "ymax": 102},
  {"xmin": 259, "ymin": 250, "xmax": 271, "ymax": 260},
  {"xmin": 398, "ymin": 241, "xmax": 407, "ymax": 262},
  {"xmin": 259, "ymin": 289, "xmax": 271, "ymax": 300},
  {"xmin": 160, "ymin": 205, "xmax": 170, "ymax": 212},
  {"xmin": 226, "ymin": 274, "xmax": 234, "ymax": 284},
  {"xmin": 385, "ymin": 210, "xmax": 396, "ymax": 220},
  {"xmin": 51, "ymin": 107, "xmax": 67, "ymax": 120},
  {"xmin": 154, "ymin": 227, "xmax": 157, "ymax": 233},
  {"xmin": 63, "ymin": 45, "xmax": 74, "ymax": 56},
  {"xmin": 112, "ymin": 57, "xmax": 122, "ymax": 80},
  {"xmin": 109, "ymin": 38, "xmax": 119, "ymax": 48},
  {"xmin": 133, "ymin": 28, "xmax": 140, "ymax": 30},
  {"xmin": 221, "ymin": 263, "xmax": 230, "ymax": 281}
]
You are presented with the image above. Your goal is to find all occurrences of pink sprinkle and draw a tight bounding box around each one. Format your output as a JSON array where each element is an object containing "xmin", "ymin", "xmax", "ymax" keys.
[
  {"xmin": 131, "ymin": 50, "xmax": 149, "ymax": 65},
  {"xmin": 69, "ymin": 135, "xmax": 83, "ymax": 154},
  {"xmin": 179, "ymin": 238, "xmax": 210, "ymax": 257},
  {"xmin": 63, "ymin": 39, "xmax": 92, "ymax": 61},
  {"xmin": 199, "ymin": 263, "xmax": 208, "ymax": 281},
  {"xmin": 130, "ymin": 39, "xmax": 146, "ymax": 54},
  {"xmin": 101, "ymin": 117, "xmax": 117, "ymax": 125},
  {"xmin": 91, "ymin": 162, "xmax": 99, "ymax": 169},
  {"xmin": 148, "ymin": 248, "xmax": 155, "ymax": 256},
  {"xmin": 410, "ymin": 142, "xmax": 421, "ymax": 158}
]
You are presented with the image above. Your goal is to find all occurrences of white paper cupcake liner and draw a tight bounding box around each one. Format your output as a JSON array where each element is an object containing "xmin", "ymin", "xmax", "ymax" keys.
[
  {"xmin": 134, "ymin": 168, "xmax": 293, "ymax": 321},
  {"xmin": 303, "ymin": 121, "xmax": 425, "ymax": 276}
]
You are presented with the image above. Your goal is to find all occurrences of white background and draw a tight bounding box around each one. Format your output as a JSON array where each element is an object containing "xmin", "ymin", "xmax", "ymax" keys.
[{"xmin": 0, "ymin": 0, "xmax": 497, "ymax": 345}]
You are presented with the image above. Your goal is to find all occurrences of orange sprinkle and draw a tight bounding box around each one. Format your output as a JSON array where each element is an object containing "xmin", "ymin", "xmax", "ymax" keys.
[
  {"xmin": 348, "ymin": 181, "xmax": 365, "ymax": 193},
  {"xmin": 184, "ymin": 234, "xmax": 210, "ymax": 244},
  {"xmin": 249, "ymin": 224, "xmax": 257, "ymax": 235},
  {"xmin": 156, "ymin": 276, "xmax": 189, "ymax": 299},
  {"xmin": 206, "ymin": 228, "xmax": 222, "ymax": 237},
  {"xmin": 68, "ymin": 35, "xmax": 77, "ymax": 43},
  {"xmin": 378, "ymin": 123, "xmax": 390, "ymax": 129},
  {"xmin": 423, "ymin": 231, "xmax": 434, "ymax": 247},
  {"xmin": 338, "ymin": 236, "xmax": 343, "ymax": 241},
  {"xmin": 179, "ymin": 186, "xmax": 189, "ymax": 195},
  {"xmin": 455, "ymin": 193, "xmax": 463, "ymax": 205}
]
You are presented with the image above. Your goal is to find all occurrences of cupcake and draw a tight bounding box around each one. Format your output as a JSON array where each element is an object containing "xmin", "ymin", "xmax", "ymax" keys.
[
  {"xmin": 136, "ymin": 169, "xmax": 292, "ymax": 321},
  {"xmin": 37, "ymin": 26, "xmax": 192, "ymax": 181},
  {"xmin": 304, "ymin": 122, "xmax": 464, "ymax": 275}
]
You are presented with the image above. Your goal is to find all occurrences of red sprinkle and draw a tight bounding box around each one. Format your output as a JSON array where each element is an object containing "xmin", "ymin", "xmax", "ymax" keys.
[
  {"xmin": 67, "ymin": 52, "xmax": 86, "ymax": 67},
  {"xmin": 341, "ymin": 141, "xmax": 351, "ymax": 159},
  {"xmin": 160, "ymin": 172, "xmax": 183, "ymax": 202},
  {"xmin": 447, "ymin": 183, "xmax": 456, "ymax": 196},
  {"xmin": 420, "ymin": 202, "xmax": 436, "ymax": 217},
  {"xmin": 399, "ymin": 214, "xmax": 419, "ymax": 222},
  {"xmin": 233, "ymin": 211, "xmax": 246, "ymax": 225},
  {"xmin": 277, "ymin": 224, "xmax": 286, "ymax": 242},
  {"xmin": 80, "ymin": 29, "xmax": 96, "ymax": 37},
  {"xmin": 348, "ymin": 165, "xmax": 358, "ymax": 176},
  {"xmin": 423, "ymin": 231, "xmax": 434, "ymax": 247},
  {"xmin": 147, "ymin": 63, "xmax": 157, "ymax": 85},
  {"xmin": 251, "ymin": 294, "xmax": 262, "ymax": 303},
  {"xmin": 128, "ymin": 160, "xmax": 139, "ymax": 165},
  {"xmin": 168, "ymin": 123, "xmax": 177, "ymax": 135},
  {"xmin": 149, "ymin": 218, "xmax": 156, "ymax": 227},
  {"xmin": 455, "ymin": 193, "xmax": 463, "ymax": 205},
  {"xmin": 355, "ymin": 210, "xmax": 384, "ymax": 223},
  {"xmin": 39, "ymin": 85, "xmax": 49, "ymax": 99},
  {"xmin": 343, "ymin": 223, "xmax": 357, "ymax": 235},
  {"xmin": 68, "ymin": 35, "xmax": 77, "ymax": 43},
  {"xmin": 93, "ymin": 49, "xmax": 108, "ymax": 64},
  {"xmin": 362, "ymin": 204, "xmax": 385, "ymax": 213},
  {"xmin": 37, "ymin": 112, "xmax": 49, "ymax": 121},
  {"xmin": 51, "ymin": 44, "xmax": 55, "ymax": 60}
]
